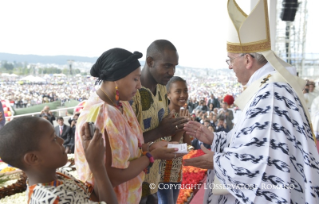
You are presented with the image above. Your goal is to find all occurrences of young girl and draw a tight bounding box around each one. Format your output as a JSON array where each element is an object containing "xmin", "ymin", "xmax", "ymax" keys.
[{"xmin": 157, "ymin": 76, "xmax": 192, "ymax": 204}]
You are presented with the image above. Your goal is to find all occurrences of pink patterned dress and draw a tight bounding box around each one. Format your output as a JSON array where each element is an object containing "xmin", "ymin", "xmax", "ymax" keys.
[{"xmin": 75, "ymin": 92, "xmax": 144, "ymax": 204}]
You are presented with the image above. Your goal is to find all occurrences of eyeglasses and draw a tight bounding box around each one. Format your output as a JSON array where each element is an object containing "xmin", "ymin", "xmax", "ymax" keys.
[
  {"xmin": 225, "ymin": 55, "xmax": 244, "ymax": 66},
  {"xmin": 226, "ymin": 54, "xmax": 255, "ymax": 66}
]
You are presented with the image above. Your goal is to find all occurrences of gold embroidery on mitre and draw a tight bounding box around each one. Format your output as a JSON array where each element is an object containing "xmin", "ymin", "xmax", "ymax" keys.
[{"xmin": 227, "ymin": 40, "xmax": 271, "ymax": 53}]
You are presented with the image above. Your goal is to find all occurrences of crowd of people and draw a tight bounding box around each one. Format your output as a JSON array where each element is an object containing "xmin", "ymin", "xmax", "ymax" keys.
[
  {"xmin": 0, "ymin": 76, "xmax": 94, "ymax": 108},
  {"xmin": 0, "ymin": 74, "xmax": 242, "ymax": 110},
  {"xmin": 1, "ymin": 1, "xmax": 319, "ymax": 204}
]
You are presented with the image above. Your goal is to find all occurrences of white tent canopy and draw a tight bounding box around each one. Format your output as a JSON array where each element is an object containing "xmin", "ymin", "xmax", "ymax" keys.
[
  {"xmin": 1, "ymin": 73, "xmax": 18, "ymax": 77},
  {"xmin": 53, "ymin": 74, "xmax": 66, "ymax": 77},
  {"xmin": 10, "ymin": 74, "xmax": 18, "ymax": 77},
  {"xmin": 20, "ymin": 75, "xmax": 46, "ymax": 82},
  {"xmin": 43, "ymin": 74, "xmax": 51, "ymax": 79}
]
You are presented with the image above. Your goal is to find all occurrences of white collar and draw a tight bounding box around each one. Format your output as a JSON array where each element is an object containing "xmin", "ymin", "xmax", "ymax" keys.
[
  {"xmin": 246, "ymin": 62, "xmax": 275, "ymax": 87},
  {"xmin": 245, "ymin": 62, "xmax": 297, "ymax": 88}
]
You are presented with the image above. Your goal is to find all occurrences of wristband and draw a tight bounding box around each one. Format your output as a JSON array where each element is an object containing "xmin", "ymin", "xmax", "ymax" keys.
[{"xmin": 142, "ymin": 151, "xmax": 154, "ymax": 174}]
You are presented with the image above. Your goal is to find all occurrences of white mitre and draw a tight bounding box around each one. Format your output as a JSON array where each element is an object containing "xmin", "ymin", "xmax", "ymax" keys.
[
  {"xmin": 227, "ymin": 0, "xmax": 270, "ymax": 53},
  {"xmin": 226, "ymin": 0, "xmax": 303, "ymax": 81},
  {"xmin": 227, "ymin": 0, "xmax": 316, "ymax": 142}
]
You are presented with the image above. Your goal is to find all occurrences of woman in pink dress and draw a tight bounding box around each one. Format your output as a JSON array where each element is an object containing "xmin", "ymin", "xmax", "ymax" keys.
[{"xmin": 75, "ymin": 48, "xmax": 182, "ymax": 204}]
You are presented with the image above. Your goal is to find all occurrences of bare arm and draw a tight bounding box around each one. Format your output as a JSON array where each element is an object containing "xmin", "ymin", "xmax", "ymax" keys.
[
  {"xmin": 143, "ymin": 127, "xmax": 161, "ymax": 143},
  {"xmin": 183, "ymin": 133, "xmax": 192, "ymax": 145},
  {"xmin": 171, "ymin": 131, "xmax": 184, "ymax": 143},
  {"xmin": 90, "ymin": 165, "xmax": 118, "ymax": 204},
  {"xmin": 104, "ymin": 129, "xmax": 184, "ymax": 187}
]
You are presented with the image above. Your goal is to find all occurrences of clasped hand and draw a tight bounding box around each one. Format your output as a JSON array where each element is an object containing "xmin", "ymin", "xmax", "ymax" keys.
[
  {"xmin": 158, "ymin": 109, "xmax": 190, "ymax": 137},
  {"xmin": 183, "ymin": 121, "xmax": 214, "ymax": 144}
]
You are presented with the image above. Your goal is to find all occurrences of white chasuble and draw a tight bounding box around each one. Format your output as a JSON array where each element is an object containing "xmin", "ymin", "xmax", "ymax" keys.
[{"xmin": 204, "ymin": 81, "xmax": 319, "ymax": 204}]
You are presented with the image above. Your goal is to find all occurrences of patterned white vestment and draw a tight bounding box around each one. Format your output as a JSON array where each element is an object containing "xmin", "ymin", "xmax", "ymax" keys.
[{"xmin": 204, "ymin": 72, "xmax": 319, "ymax": 204}]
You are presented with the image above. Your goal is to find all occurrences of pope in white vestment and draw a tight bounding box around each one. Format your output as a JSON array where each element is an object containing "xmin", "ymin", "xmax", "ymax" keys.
[
  {"xmin": 202, "ymin": 63, "xmax": 319, "ymax": 204},
  {"xmin": 183, "ymin": 0, "xmax": 319, "ymax": 203}
]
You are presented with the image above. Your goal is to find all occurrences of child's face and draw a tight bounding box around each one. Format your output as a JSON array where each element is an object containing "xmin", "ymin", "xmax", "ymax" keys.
[
  {"xmin": 36, "ymin": 120, "xmax": 68, "ymax": 169},
  {"xmin": 167, "ymin": 81, "xmax": 188, "ymax": 108}
]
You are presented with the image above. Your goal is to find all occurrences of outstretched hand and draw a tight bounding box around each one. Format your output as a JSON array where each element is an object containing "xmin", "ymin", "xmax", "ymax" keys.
[
  {"xmin": 179, "ymin": 108, "xmax": 190, "ymax": 119},
  {"xmin": 183, "ymin": 144, "xmax": 214, "ymax": 169},
  {"xmin": 80, "ymin": 122, "xmax": 104, "ymax": 167},
  {"xmin": 183, "ymin": 121, "xmax": 214, "ymax": 144}
]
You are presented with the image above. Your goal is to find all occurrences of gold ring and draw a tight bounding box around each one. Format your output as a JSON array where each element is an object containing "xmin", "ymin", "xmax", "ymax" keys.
[{"xmin": 176, "ymin": 125, "xmax": 178, "ymax": 130}]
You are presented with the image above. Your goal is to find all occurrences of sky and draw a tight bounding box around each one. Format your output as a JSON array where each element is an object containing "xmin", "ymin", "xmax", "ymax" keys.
[{"xmin": 0, "ymin": 0, "xmax": 318, "ymax": 69}]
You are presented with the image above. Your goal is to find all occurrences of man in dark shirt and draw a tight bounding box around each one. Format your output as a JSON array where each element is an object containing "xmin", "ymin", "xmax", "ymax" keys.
[
  {"xmin": 207, "ymin": 93, "xmax": 220, "ymax": 109},
  {"xmin": 54, "ymin": 117, "xmax": 71, "ymax": 153}
]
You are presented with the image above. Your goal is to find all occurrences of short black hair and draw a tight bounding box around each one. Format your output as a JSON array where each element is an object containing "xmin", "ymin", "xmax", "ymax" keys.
[
  {"xmin": 0, "ymin": 116, "xmax": 43, "ymax": 170},
  {"xmin": 57, "ymin": 117, "xmax": 64, "ymax": 121},
  {"xmin": 166, "ymin": 76, "xmax": 187, "ymax": 93},
  {"xmin": 146, "ymin": 39, "xmax": 177, "ymax": 60}
]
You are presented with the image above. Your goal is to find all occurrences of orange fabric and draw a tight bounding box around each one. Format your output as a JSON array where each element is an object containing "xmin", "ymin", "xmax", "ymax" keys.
[
  {"xmin": 27, "ymin": 185, "xmax": 36, "ymax": 204},
  {"xmin": 163, "ymin": 159, "xmax": 173, "ymax": 182},
  {"xmin": 53, "ymin": 197, "xmax": 59, "ymax": 204}
]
